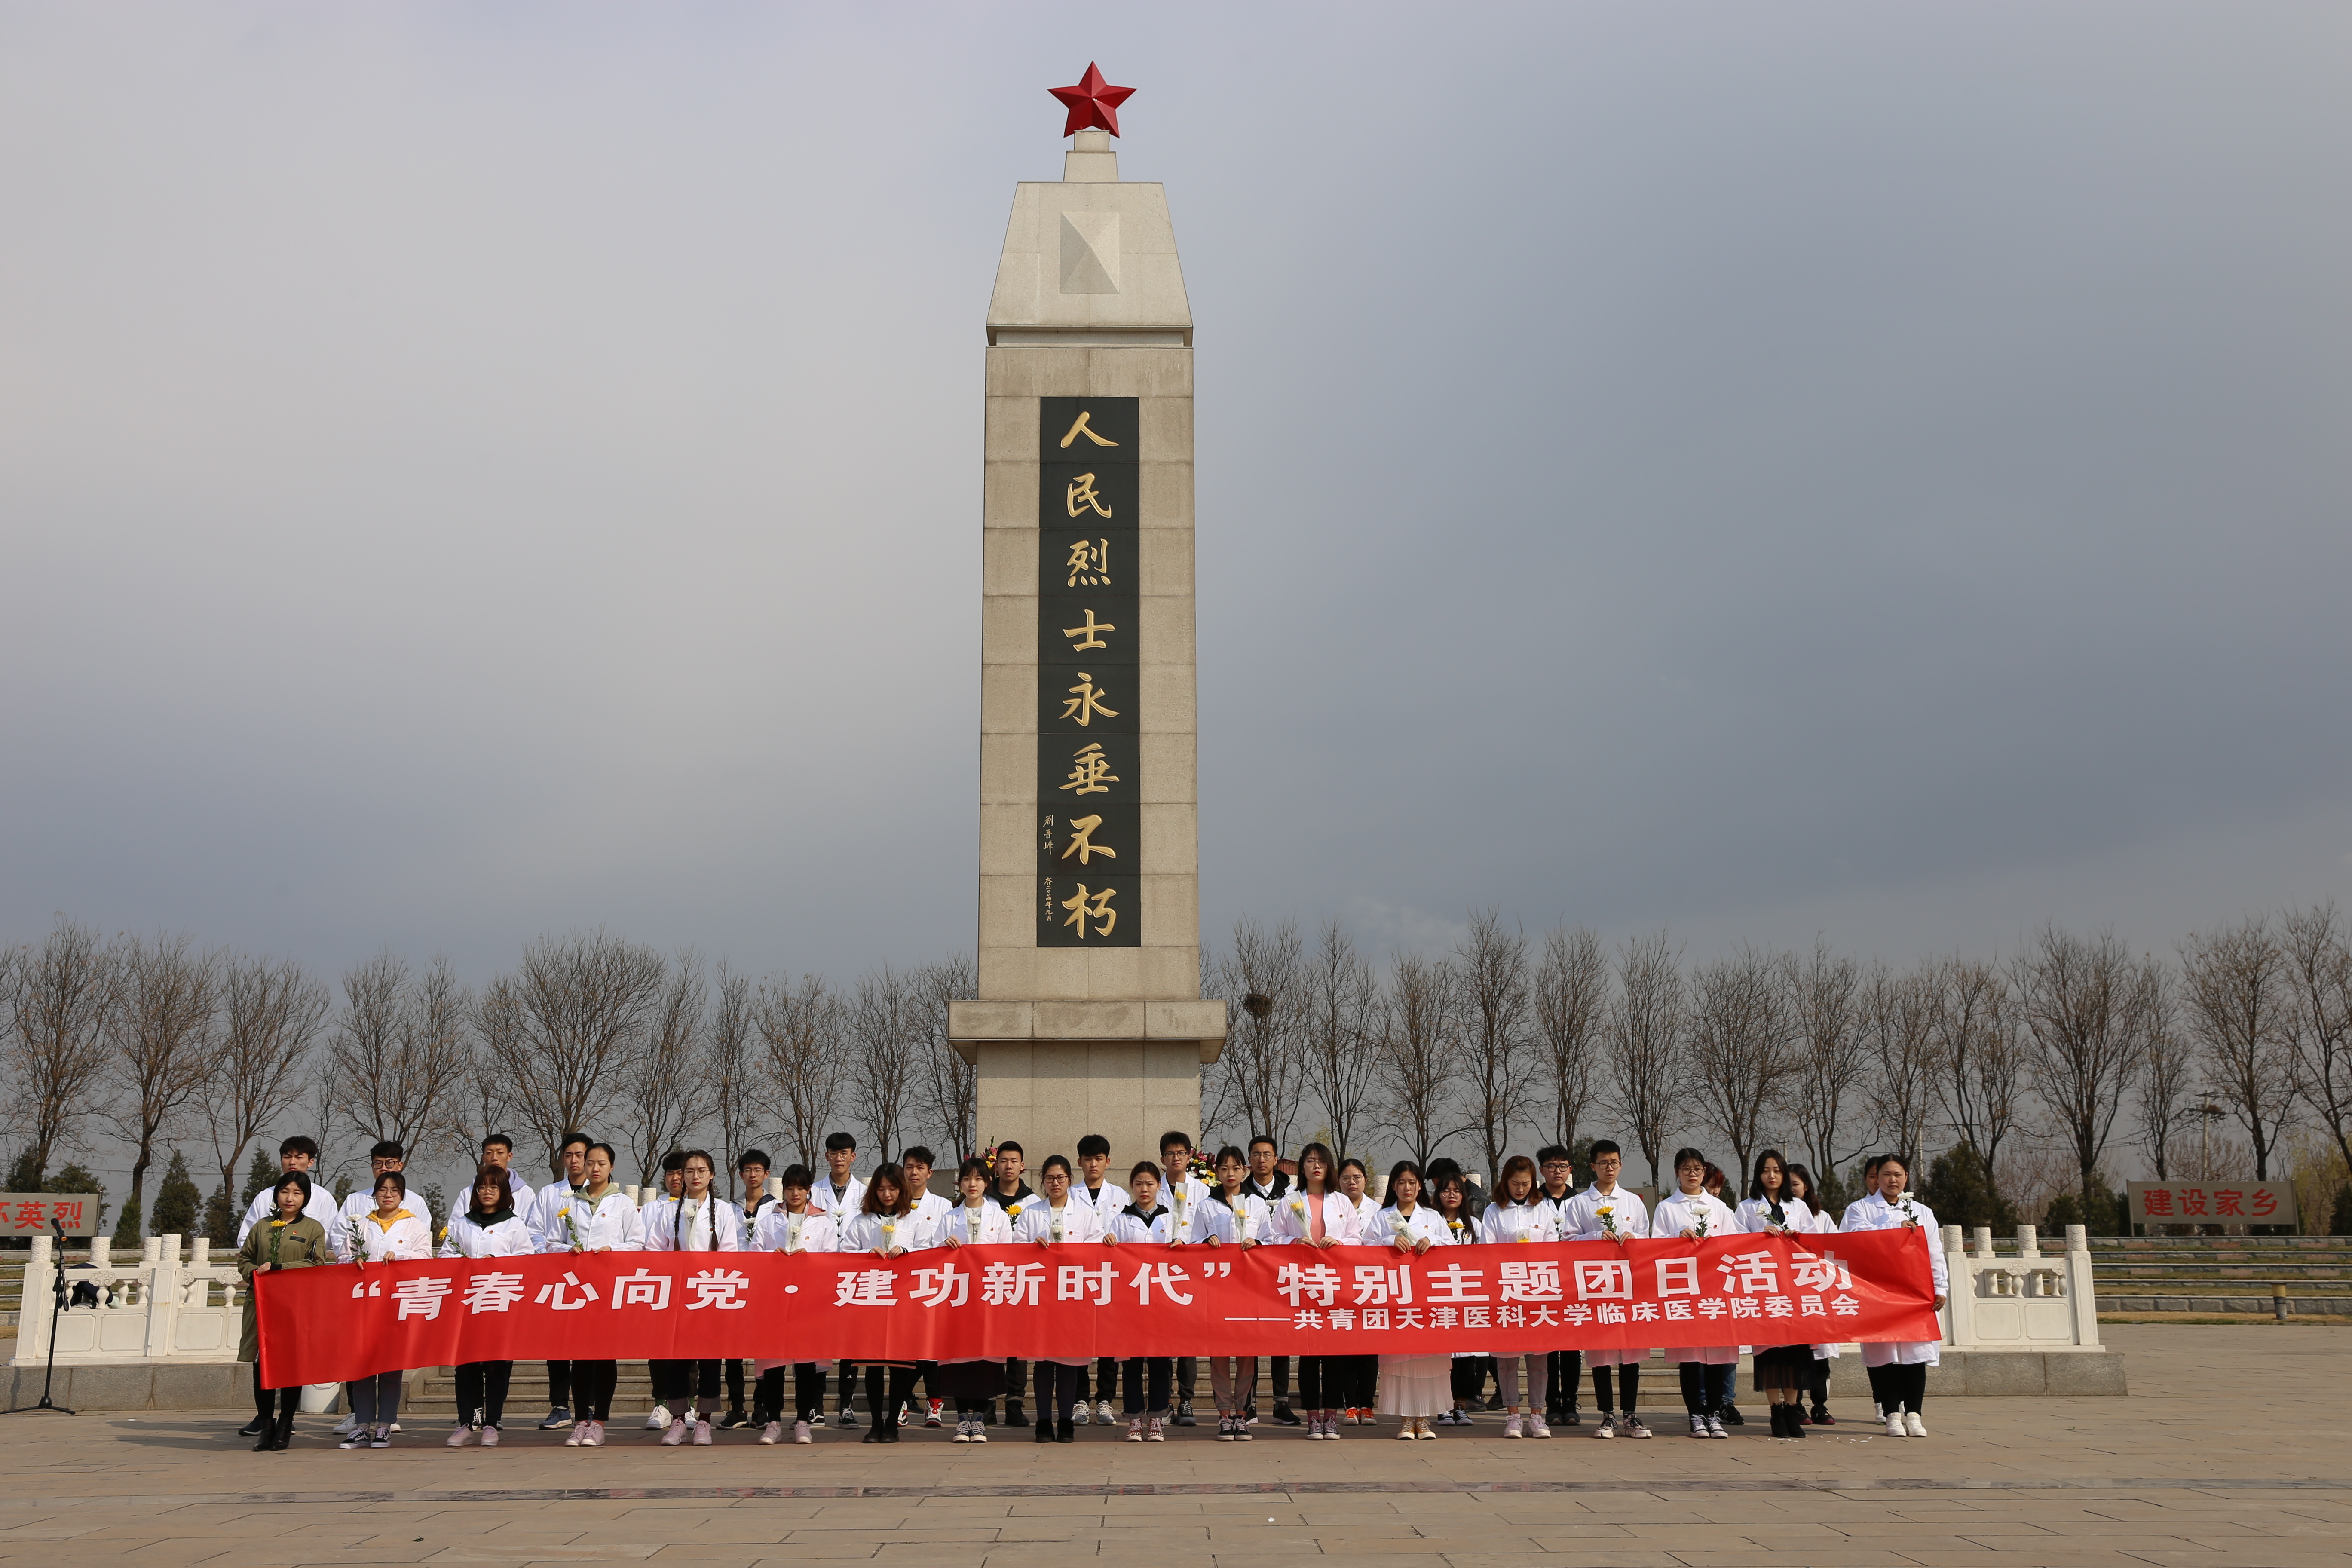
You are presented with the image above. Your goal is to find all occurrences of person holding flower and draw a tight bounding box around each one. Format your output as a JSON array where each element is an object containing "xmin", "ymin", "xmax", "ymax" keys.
[
  {"xmin": 338, "ymin": 1170, "xmax": 431, "ymax": 1448},
  {"xmin": 836, "ymin": 1164, "xmax": 931, "ymax": 1443},
  {"xmin": 1373, "ymin": 1160, "xmax": 1451, "ymax": 1439},
  {"xmin": 547, "ymin": 1141, "xmax": 642, "ymax": 1448},
  {"xmin": 1560, "ymin": 1140, "xmax": 1653, "ymax": 1438},
  {"xmin": 1839, "ymin": 1154, "xmax": 1949, "ymax": 1438},
  {"xmin": 1067, "ymin": 1134, "xmax": 1128, "ymax": 1426},
  {"xmin": 749, "ymin": 1164, "xmax": 837, "ymax": 1444},
  {"xmin": 1480, "ymin": 1153, "xmax": 1558, "ymax": 1438},
  {"xmin": 1427, "ymin": 1160, "xmax": 1491, "ymax": 1427},
  {"xmin": 1655, "ymin": 1147, "xmax": 1741, "ymax": 1439},
  {"xmin": 1738, "ymin": 1148, "xmax": 1818, "ymax": 1439},
  {"xmin": 1013, "ymin": 1154, "xmax": 1101, "ymax": 1442},
  {"xmin": 1106, "ymin": 1162, "xmax": 1177, "ymax": 1441},
  {"xmin": 439, "ymin": 1164, "xmax": 535, "ymax": 1448},
  {"xmin": 238, "ymin": 1170, "xmax": 335, "ymax": 1451},
  {"xmin": 1785, "ymin": 1161, "xmax": 1842, "ymax": 1426},
  {"xmin": 937, "ymin": 1156, "xmax": 1013, "ymax": 1442},
  {"xmin": 1271, "ymin": 1142, "xmax": 1349, "ymax": 1437},
  {"xmin": 1200, "ymin": 1144, "xmax": 1269, "ymax": 1439},
  {"xmin": 642, "ymin": 1149, "xmax": 742, "ymax": 1446}
]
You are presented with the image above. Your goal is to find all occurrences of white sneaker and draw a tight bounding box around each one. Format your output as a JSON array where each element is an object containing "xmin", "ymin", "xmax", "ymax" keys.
[
  {"xmin": 562, "ymin": 1421, "xmax": 588, "ymax": 1447},
  {"xmin": 1396, "ymin": 1420, "xmax": 1417, "ymax": 1440},
  {"xmin": 646, "ymin": 1403, "xmax": 671, "ymax": 1432},
  {"xmin": 760, "ymin": 1421, "xmax": 784, "ymax": 1445},
  {"xmin": 1885, "ymin": 1407, "xmax": 1908, "ymax": 1437},
  {"xmin": 446, "ymin": 1424, "xmax": 475, "ymax": 1448},
  {"xmin": 692, "ymin": 1419, "xmax": 713, "ymax": 1445},
  {"xmin": 585, "ymin": 1421, "xmax": 607, "ymax": 1446},
  {"xmin": 792, "ymin": 1420, "xmax": 812, "ymax": 1444},
  {"xmin": 970, "ymin": 1424, "xmax": 988, "ymax": 1443},
  {"xmin": 334, "ymin": 1413, "xmax": 361, "ymax": 1437},
  {"xmin": 1127, "ymin": 1415, "xmax": 1145, "ymax": 1442},
  {"xmin": 952, "ymin": 1418, "xmax": 971, "ymax": 1442},
  {"xmin": 1504, "ymin": 1413, "xmax": 1523, "ymax": 1438},
  {"xmin": 1622, "ymin": 1414, "xmax": 1652, "ymax": 1439},
  {"xmin": 1592, "ymin": 1413, "xmax": 1615, "ymax": 1438},
  {"xmin": 1146, "ymin": 1415, "xmax": 1165, "ymax": 1442},
  {"xmin": 1706, "ymin": 1414, "xmax": 1727, "ymax": 1438},
  {"xmin": 1072, "ymin": 1403, "xmax": 1090, "ymax": 1425},
  {"xmin": 1689, "ymin": 1414, "xmax": 1708, "ymax": 1438},
  {"xmin": 661, "ymin": 1418, "xmax": 689, "ymax": 1446},
  {"xmin": 476, "ymin": 1426, "xmax": 496, "ymax": 1448},
  {"xmin": 1528, "ymin": 1414, "xmax": 1552, "ymax": 1439},
  {"xmin": 1097, "ymin": 1399, "xmax": 1116, "ymax": 1424},
  {"xmin": 1905, "ymin": 1411, "xmax": 1927, "ymax": 1438}
]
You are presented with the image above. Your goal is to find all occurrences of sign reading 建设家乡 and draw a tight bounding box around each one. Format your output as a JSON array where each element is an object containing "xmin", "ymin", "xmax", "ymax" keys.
[{"xmin": 254, "ymin": 1231, "xmax": 1942, "ymax": 1387}]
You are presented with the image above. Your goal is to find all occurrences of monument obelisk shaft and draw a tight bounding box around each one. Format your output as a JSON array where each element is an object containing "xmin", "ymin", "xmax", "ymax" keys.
[{"xmin": 947, "ymin": 119, "xmax": 1225, "ymax": 1165}]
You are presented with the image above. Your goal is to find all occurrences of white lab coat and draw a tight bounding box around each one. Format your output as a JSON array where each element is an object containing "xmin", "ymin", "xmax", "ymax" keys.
[
  {"xmin": 1559, "ymin": 1184, "xmax": 1650, "ymax": 1366},
  {"xmin": 1652, "ymin": 1190, "xmax": 1743, "ymax": 1363},
  {"xmin": 1269, "ymin": 1189, "xmax": 1353, "ymax": 1246},
  {"xmin": 1107, "ymin": 1204, "xmax": 1173, "ymax": 1244},
  {"xmin": 1734, "ymin": 1196, "xmax": 1816, "ymax": 1236},
  {"xmin": 639, "ymin": 1193, "xmax": 744, "ymax": 1253},
  {"xmin": 441, "ymin": 1212, "xmax": 536, "ymax": 1259},
  {"xmin": 1332, "ymin": 1193, "xmax": 1381, "ymax": 1244},
  {"xmin": 1371, "ymin": 1205, "xmax": 1451, "ymax": 1251},
  {"xmin": 1839, "ymin": 1192, "xmax": 1950, "ymax": 1366},
  {"xmin": 236, "ymin": 1177, "xmax": 342, "ymax": 1246},
  {"xmin": 750, "ymin": 1206, "xmax": 839, "ymax": 1254},
  {"xmin": 808, "ymin": 1173, "xmax": 868, "ymax": 1219},
  {"xmin": 1200, "ymin": 1190, "xmax": 1272, "ymax": 1246},
  {"xmin": 938, "ymin": 1201, "xmax": 1017, "ymax": 1247},
  {"xmin": 539, "ymin": 1186, "xmax": 643, "ymax": 1252},
  {"xmin": 1480, "ymin": 1200, "xmax": 1562, "ymax": 1244},
  {"xmin": 1067, "ymin": 1179, "xmax": 1130, "ymax": 1229},
  {"xmin": 342, "ymin": 1208, "xmax": 434, "ymax": 1264},
  {"xmin": 1014, "ymin": 1199, "xmax": 1106, "ymax": 1246},
  {"xmin": 839, "ymin": 1209, "xmax": 937, "ymax": 1254}
]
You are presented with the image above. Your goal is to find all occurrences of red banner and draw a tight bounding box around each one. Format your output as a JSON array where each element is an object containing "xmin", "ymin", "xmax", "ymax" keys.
[{"xmin": 255, "ymin": 1232, "xmax": 1940, "ymax": 1387}]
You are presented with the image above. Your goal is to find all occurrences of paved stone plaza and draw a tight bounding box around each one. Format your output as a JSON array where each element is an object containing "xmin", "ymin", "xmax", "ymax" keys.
[{"xmin": 0, "ymin": 1326, "xmax": 2343, "ymax": 1566}]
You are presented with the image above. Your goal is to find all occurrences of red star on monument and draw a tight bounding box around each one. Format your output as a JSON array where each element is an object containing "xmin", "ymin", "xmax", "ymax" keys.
[{"xmin": 1048, "ymin": 62, "xmax": 1135, "ymax": 138}]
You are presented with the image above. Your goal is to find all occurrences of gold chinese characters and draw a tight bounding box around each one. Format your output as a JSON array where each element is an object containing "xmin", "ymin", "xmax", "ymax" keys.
[{"xmin": 1060, "ymin": 883, "xmax": 1118, "ymax": 939}]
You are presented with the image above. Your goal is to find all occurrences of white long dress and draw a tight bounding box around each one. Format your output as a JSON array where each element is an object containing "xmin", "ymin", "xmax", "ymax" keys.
[
  {"xmin": 1372, "ymin": 1206, "xmax": 1454, "ymax": 1418},
  {"xmin": 1839, "ymin": 1192, "xmax": 1951, "ymax": 1366}
]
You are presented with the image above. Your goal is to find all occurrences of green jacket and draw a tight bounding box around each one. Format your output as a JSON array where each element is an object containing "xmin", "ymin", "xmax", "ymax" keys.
[{"xmin": 238, "ymin": 1215, "xmax": 335, "ymax": 1369}]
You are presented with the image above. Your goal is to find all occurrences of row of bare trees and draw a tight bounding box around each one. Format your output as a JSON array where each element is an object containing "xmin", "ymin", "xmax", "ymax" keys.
[
  {"xmin": 1200, "ymin": 904, "xmax": 2352, "ymax": 1215},
  {"xmin": 0, "ymin": 922, "xmax": 979, "ymax": 1223}
]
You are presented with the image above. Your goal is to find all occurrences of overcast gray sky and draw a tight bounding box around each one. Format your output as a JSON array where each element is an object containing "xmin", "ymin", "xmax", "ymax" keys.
[{"xmin": 5, "ymin": 3, "xmax": 2349, "ymax": 987}]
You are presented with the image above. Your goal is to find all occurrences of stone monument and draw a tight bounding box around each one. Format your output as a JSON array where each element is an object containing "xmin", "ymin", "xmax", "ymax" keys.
[{"xmin": 947, "ymin": 66, "xmax": 1226, "ymax": 1166}]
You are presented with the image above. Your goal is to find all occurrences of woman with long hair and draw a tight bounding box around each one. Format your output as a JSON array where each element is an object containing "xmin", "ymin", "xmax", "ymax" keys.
[
  {"xmin": 440, "ymin": 1164, "xmax": 536, "ymax": 1447},
  {"xmin": 839, "ymin": 1162, "xmax": 931, "ymax": 1443},
  {"xmin": 546, "ymin": 1141, "xmax": 643, "ymax": 1447},
  {"xmin": 1332, "ymin": 1157, "xmax": 1384, "ymax": 1427},
  {"xmin": 1479, "ymin": 1153, "xmax": 1559, "ymax": 1437},
  {"xmin": 1271, "ymin": 1142, "xmax": 1348, "ymax": 1437},
  {"xmin": 238, "ymin": 1171, "xmax": 335, "ymax": 1451},
  {"xmin": 1105, "ymin": 1161, "xmax": 1177, "ymax": 1441},
  {"xmin": 1739, "ymin": 1148, "xmax": 1816, "ymax": 1439},
  {"xmin": 748, "ymin": 1163, "xmax": 838, "ymax": 1444},
  {"xmin": 1655, "ymin": 1147, "xmax": 1740, "ymax": 1438},
  {"xmin": 1013, "ymin": 1153, "xmax": 1104, "ymax": 1442},
  {"xmin": 1426, "ymin": 1160, "xmax": 1490, "ymax": 1427},
  {"xmin": 339, "ymin": 1170, "xmax": 432, "ymax": 1448},
  {"xmin": 642, "ymin": 1149, "xmax": 742, "ymax": 1445},
  {"xmin": 1200, "ymin": 1144, "xmax": 1268, "ymax": 1439},
  {"xmin": 1785, "ymin": 1161, "xmax": 1841, "ymax": 1426},
  {"xmin": 937, "ymin": 1156, "xmax": 1013, "ymax": 1441},
  {"xmin": 1840, "ymin": 1154, "xmax": 1949, "ymax": 1438},
  {"xmin": 1373, "ymin": 1160, "xmax": 1451, "ymax": 1439}
]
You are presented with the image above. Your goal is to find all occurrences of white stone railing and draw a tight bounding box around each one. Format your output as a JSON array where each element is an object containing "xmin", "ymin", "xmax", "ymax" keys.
[
  {"xmin": 1939, "ymin": 1222, "xmax": 2102, "ymax": 1351},
  {"xmin": 10, "ymin": 1233, "xmax": 245, "ymax": 1366}
]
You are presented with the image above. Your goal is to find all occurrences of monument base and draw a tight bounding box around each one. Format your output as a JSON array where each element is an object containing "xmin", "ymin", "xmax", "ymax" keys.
[{"xmin": 951, "ymin": 999, "xmax": 1224, "ymax": 1170}]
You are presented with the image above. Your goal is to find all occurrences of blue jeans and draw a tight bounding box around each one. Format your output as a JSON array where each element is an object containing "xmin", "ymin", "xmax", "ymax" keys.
[{"xmin": 349, "ymin": 1370, "xmax": 403, "ymax": 1426}]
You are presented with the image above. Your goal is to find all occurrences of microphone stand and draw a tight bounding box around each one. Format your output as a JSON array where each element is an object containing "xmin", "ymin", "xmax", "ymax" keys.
[{"xmin": 3, "ymin": 1219, "xmax": 78, "ymax": 1415}]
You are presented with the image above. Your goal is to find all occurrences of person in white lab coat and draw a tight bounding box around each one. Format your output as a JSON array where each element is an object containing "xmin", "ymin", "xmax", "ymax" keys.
[
  {"xmin": 1427, "ymin": 1160, "xmax": 1490, "ymax": 1427},
  {"xmin": 1559, "ymin": 1140, "xmax": 1654, "ymax": 1438},
  {"xmin": 1654, "ymin": 1147, "xmax": 1741, "ymax": 1439},
  {"xmin": 1200, "ymin": 1145, "xmax": 1269, "ymax": 1439},
  {"xmin": 545, "ymin": 1142, "xmax": 642, "ymax": 1447},
  {"xmin": 1067, "ymin": 1134, "xmax": 1128, "ymax": 1425},
  {"xmin": 1786, "ymin": 1161, "xmax": 1842, "ymax": 1427},
  {"xmin": 1014, "ymin": 1154, "xmax": 1104, "ymax": 1442},
  {"xmin": 840, "ymin": 1163, "xmax": 932, "ymax": 1443},
  {"xmin": 528, "ymin": 1132, "xmax": 593, "ymax": 1431},
  {"xmin": 478, "ymin": 1134, "xmax": 536, "ymax": 1224},
  {"xmin": 1157, "ymin": 1131, "xmax": 1213, "ymax": 1426},
  {"xmin": 749, "ymin": 1164, "xmax": 837, "ymax": 1445},
  {"xmin": 896, "ymin": 1146, "xmax": 953, "ymax": 1430},
  {"xmin": 440, "ymin": 1165, "xmax": 537, "ymax": 1447},
  {"xmin": 1840, "ymin": 1154, "xmax": 1950, "ymax": 1438},
  {"xmin": 1373, "ymin": 1161, "xmax": 1452, "ymax": 1439},
  {"xmin": 1332, "ymin": 1158, "xmax": 1384, "ymax": 1426},
  {"xmin": 1105, "ymin": 1163, "xmax": 1178, "ymax": 1441},
  {"xmin": 810, "ymin": 1131, "xmax": 869, "ymax": 1430},
  {"xmin": 1737, "ymin": 1148, "xmax": 1818, "ymax": 1440},
  {"xmin": 336, "ymin": 1170, "xmax": 432, "ymax": 1448},
  {"xmin": 936, "ymin": 1157, "xmax": 1014, "ymax": 1441},
  {"xmin": 1480, "ymin": 1153, "xmax": 1559, "ymax": 1438},
  {"xmin": 642, "ymin": 1149, "xmax": 743, "ymax": 1446},
  {"xmin": 1272, "ymin": 1142, "xmax": 1351, "ymax": 1438},
  {"xmin": 234, "ymin": 1135, "xmax": 340, "ymax": 1247}
]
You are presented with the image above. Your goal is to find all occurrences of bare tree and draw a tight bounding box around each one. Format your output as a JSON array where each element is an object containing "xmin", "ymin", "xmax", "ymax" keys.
[
  {"xmin": 1533, "ymin": 926, "xmax": 1607, "ymax": 1154},
  {"xmin": 625, "ymin": 956, "xmax": 710, "ymax": 1188},
  {"xmin": 2, "ymin": 919, "xmax": 119, "ymax": 1188},
  {"xmin": 2013, "ymin": 926, "xmax": 2154, "ymax": 1212},
  {"xmin": 1685, "ymin": 945, "xmax": 1790, "ymax": 1182},
  {"xmin": 848, "ymin": 965, "xmax": 920, "ymax": 1162},
  {"xmin": 705, "ymin": 963, "xmax": 757, "ymax": 1194},
  {"xmin": 1455, "ymin": 910, "xmax": 1533, "ymax": 1191},
  {"xmin": 328, "ymin": 952, "xmax": 471, "ymax": 1156},
  {"xmin": 104, "ymin": 934, "xmax": 220, "ymax": 1237},
  {"xmin": 2178, "ymin": 916, "xmax": 2299, "ymax": 1180},
  {"xmin": 1786, "ymin": 939, "xmax": 1869, "ymax": 1193},
  {"xmin": 1608, "ymin": 931, "xmax": 1685, "ymax": 1186},
  {"xmin": 1861, "ymin": 962, "xmax": 1937, "ymax": 1163},
  {"xmin": 205, "ymin": 955, "xmax": 329, "ymax": 1221},
  {"xmin": 1210, "ymin": 918, "xmax": 1305, "ymax": 1152},
  {"xmin": 1301, "ymin": 921, "xmax": 1382, "ymax": 1162},
  {"xmin": 1378, "ymin": 952, "xmax": 1466, "ymax": 1167},
  {"xmin": 757, "ymin": 972, "xmax": 839, "ymax": 1171},
  {"xmin": 476, "ymin": 931, "xmax": 669, "ymax": 1179},
  {"xmin": 2135, "ymin": 964, "xmax": 2193, "ymax": 1180},
  {"xmin": 911, "ymin": 955, "xmax": 979, "ymax": 1162},
  {"xmin": 449, "ymin": 1024, "xmax": 522, "ymax": 1166},
  {"xmin": 2282, "ymin": 903, "xmax": 2352, "ymax": 1178},
  {"xmin": 1930, "ymin": 956, "xmax": 2029, "ymax": 1193}
]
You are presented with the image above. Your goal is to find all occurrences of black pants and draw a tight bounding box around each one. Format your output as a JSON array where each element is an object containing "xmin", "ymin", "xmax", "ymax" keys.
[
  {"xmin": 1176, "ymin": 1355, "xmax": 1196, "ymax": 1402},
  {"xmin": 1079, "ymin": 1356, "xmax": 1120, "ymax": 1403},
  {"xmin": 1806, "ymin": 1358, "xmax": 1832, "ymax": 1407},
  {"xmin": 725, "ymin": 1357, "xmax": 746, "ymax": 1411},
  {"xmin": 1867, "ymin": 1362, "xmax": 1928, "ymax": 1415},
  {"xmin": 1592, "ymin": 1363, "xmax": 1642, "ymax": 1413},
  {"xmin": 457, "ymin": 1360, "xmax": 514, "ymax": 1429},
  {"xmin": 1452, "ymin": 1355, "xmax": 1493, "ymax": 1403},
  {"xmin": 1547, "ymin": 1349, "xmax": 1582, "ymax": 1412},
  {"xmin": 653, "ymin": 1359, "xmax": 721, "ymax": 1407},
  {"xmin": 251, "ymin": 1364, "xmax": 296, "ymax": 1422},
  {"xmin": 1270, "ymin": 1354, "xmax": 1291, "ymax": 1402},
  {"xmin": 1121, "ymin": 1357, "xmax": 1172, "ymax": 1415},
  {"xmin": 757, "ymin": 1363, "xmax": 828, "ymax": 1422},
  {"xmin": 1677, "ymin": 1362, "xmax": 1735, "ymax": 1415},
  {"xmin": 1342, "ymin": 1354, "xmax": 1378, "ymax": 1409},
  {"xmin": 545, "ymin": 1360, "xmax": 572, "ymax": 1409},
  {"xmin": 864, "ymin": 1365, "xmax": 919, "ymax": 1431},
  {"xmin": 572, "ymin": 1360, "xmax": 618, "ymax": 1422},
  {"xmin": 1004, "ymin": 1357, "xmax": 1027, "ymax": 1402},
  {"xmin": 1296, "ymin": 1354, "xmax": 1332, "ymax": 1409},
  {"xmin": 835, "ymin": 1359, "xmax": 858, "ymax": 1410},
  {"xmin": 1032, "ymin": 1362, "xmax": 1083, "ymax": 1422}
]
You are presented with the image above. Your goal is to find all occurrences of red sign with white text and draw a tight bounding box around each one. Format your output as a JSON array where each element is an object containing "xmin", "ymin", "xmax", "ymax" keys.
[{"xmin": 255, "ymin": 1233, "xmax": 1940, "ymax": 1386}]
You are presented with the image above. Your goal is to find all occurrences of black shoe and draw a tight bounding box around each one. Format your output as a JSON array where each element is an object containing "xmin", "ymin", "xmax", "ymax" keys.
[
  {"xmin": 250, "ymin": 1426, "xmax": 275, "ymax": 1452},
  {"xmin": 1721, "ymin": 1403, "xmax": 1744, "ymax": 1425},
  {"xmin": 1034, "ymin": 1418, "xmax": 1055, "ymax": 1444},
  {"xmin": 1482, "ymin": 1393, "xmax": 1507, "ymax": 1412},
  {"xmin": 717, "ymin": 1408, "xmax": 749, "ymax": 1430},
  {"xmin": 1056, "ymin": 1416, "xmax": 1075, "ymax": 1444},
  {"xmin": 240, "ymin": 1415, "xmax": 269, "ymax": 1438},
  {"xmin": 1810, "ymin": 1405, "xmax": 1835, "ymax": 1426},
  {"xmin": 1272, "ymin": 1403, "xmax": 1302, "ymax": 1426},
  {"xmin": 1007, "ymin": 1399, "xmax": 1029, "ymax": 1429},
  {"xmin": 270, "ymin": 1414, "xmax": 295, "ymax": 1451},
  {"xmin": 978, "ymin": 1400, "xmax": 996, "ymax": 1427},
  {"xmin": 882, "ymin": 1424, "xmax": 901, "ymax": 1443},
  {"xmin": 1175, "ymin": 1399, "xmax": 1196, "ymax": 1427},
  {"xmin": 861, "ymin": 1427, "xmax": 887, "ymax": 1444},
  {"xmin": 1563, "ymin": 1406, "xmax": 1582, "ymax": 1427}
]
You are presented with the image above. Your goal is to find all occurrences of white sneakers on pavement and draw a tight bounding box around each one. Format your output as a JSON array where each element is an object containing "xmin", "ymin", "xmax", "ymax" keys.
[{"xmin": 1905, "ymin": 1410, "xmax": 1927, "ymax": 1438}]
